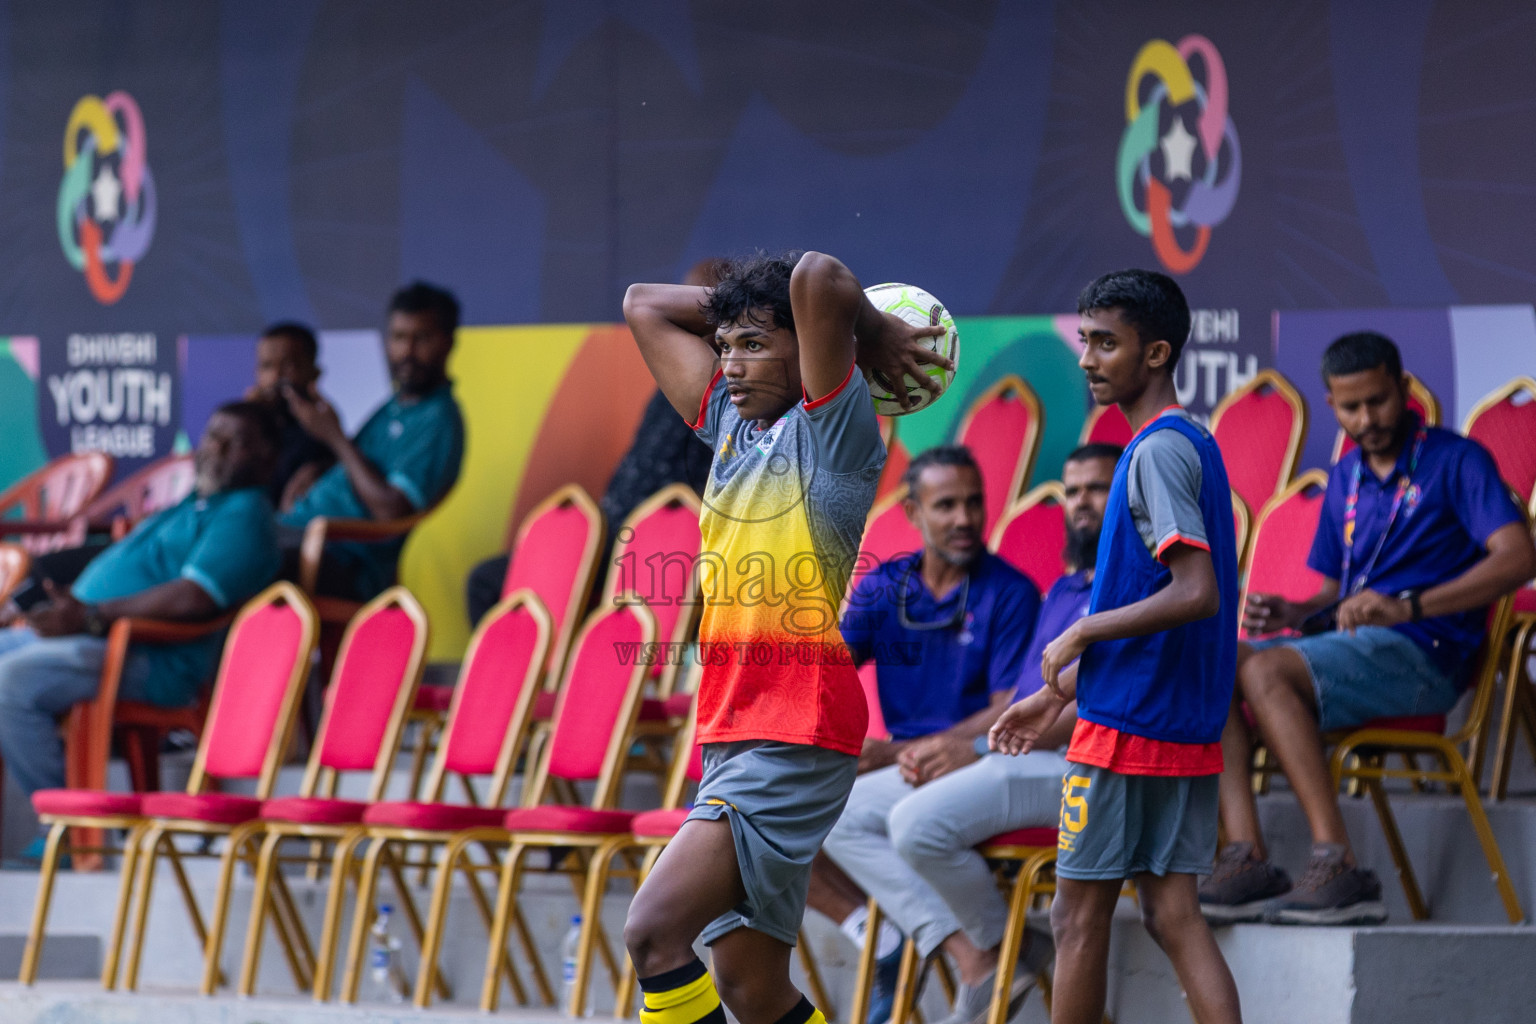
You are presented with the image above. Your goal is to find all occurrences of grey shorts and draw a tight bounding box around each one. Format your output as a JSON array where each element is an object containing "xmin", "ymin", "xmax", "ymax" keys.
[
  {"xmin": 1248, "ymin": 626, "xmax": 1460, "ymax": 731},
  {"xmin": 685, "ymin": 740, "xmax": 858, "ymax": 946},
  {"xmin": 1054, "ymin": 763, "xmax": 1218, "ymax": 881}
]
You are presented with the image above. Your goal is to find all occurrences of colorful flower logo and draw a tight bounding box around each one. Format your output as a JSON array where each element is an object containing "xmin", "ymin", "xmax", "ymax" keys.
[
  {"xmin": 1116, "ymin": 36, "xmax": 1240, "ymax": 275},
  {"xmin": 57, "ymin": 92, "xmax": 157, "ymax": 305}
]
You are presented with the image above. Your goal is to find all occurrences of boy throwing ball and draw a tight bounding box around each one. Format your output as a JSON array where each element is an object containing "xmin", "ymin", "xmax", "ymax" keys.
[
  {"xmin": 622, "ymin": 252, "xmax": 946, "ymax": 1024},
  {"xmin": 990, "ymin": 269, "xmax": 1242, "ymax": 1024}
]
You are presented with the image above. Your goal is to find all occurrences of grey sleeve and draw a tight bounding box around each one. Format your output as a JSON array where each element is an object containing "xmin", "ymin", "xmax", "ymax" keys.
[
  {"xmin": 1126, "ymin": 428, "xmax": 1208, "ymax": 559},
  {"xmin": 802, "ymin": 370, "xmax": 886, "ymax": 475}
]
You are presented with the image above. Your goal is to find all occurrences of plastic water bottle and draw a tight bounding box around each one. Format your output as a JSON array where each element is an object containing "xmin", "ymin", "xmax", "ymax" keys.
[
  {"xmin": 367, "ymin": 903, "xmax": 405, "ymax": 1004},
  {"xmin": 560, "ymin": 914, "xmax": 591, "ymax": 1016}
]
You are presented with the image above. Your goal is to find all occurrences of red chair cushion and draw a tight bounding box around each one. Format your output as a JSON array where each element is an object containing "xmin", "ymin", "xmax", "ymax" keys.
[
  {"xmin": 631, "ymin": 807, "xmax": 690, "ymax": 838},
  {"xmin": 503, "ymin": 806, "xmax": 636, "ymax": 833},
  {"xmin": 140, "ymin": 792, "xmax": 264, "ymax": 824},
  {"xmin": 414, "ymin": 684, "xmax": 455, "ymax": 712},
  {"xmin": 361, "ymin": 801, "xmax": 507, "ymax": 831},
  {"xmin": 32, "ymin": 789, "xmax": 143, "ymax": 817},
  {"xmin": 1515, "ymin": 588, "xmax": 1536, "ymax": 614},
  {"xmin": 634, "ymin": 694, "xmax": 697, "ymax": 721},
  {"xmin": 1354, "ymin": 714, "xmax": 1446, "ymax": 734},
  {"xmin": 982, "ymin": 827, "xmax": 1058, "ymax": 848},
  {"xmin": 260, "ymin": 796, "xmax": 372, "ymax": 825}
]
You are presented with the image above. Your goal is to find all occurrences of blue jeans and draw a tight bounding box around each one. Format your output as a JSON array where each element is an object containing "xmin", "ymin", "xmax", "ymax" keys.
[
  {"xmin": 0, "ymin": 627, "xmax": 153, "ymax": 798},
  {"xmin": 1249, "ymin": 626, "xmax": 1460, "ymax": 731}
]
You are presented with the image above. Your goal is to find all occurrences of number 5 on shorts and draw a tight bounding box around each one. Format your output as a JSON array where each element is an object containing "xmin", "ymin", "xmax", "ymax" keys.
[{"xmin": 1061, "ymin": 775, "xmax": 1091, "ymax": 833}]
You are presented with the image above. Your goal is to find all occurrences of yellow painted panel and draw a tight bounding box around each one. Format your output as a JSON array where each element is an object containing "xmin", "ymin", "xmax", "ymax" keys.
[{"xmin": 400, "ymin": 324, "xmax": 591, "ymax": 661}]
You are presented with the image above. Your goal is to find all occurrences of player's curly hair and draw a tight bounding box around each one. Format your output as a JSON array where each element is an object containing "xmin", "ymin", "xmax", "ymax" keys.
[
  {"xmin": 1077, "ymin": 268, "xmax": 1191, "ymax": 370},
  {"xmin": 701, "ymin": 250, "xmax": 804, "ymax": 333}
]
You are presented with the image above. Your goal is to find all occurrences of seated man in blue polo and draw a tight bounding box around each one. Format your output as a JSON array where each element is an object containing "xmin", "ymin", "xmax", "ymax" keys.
[
  {"xmin": 0, "ymin": 401, "xmax": 283, "ymax": 859},
  {"xmin": 817, "ymin": 443, "xmax": 1119, "ymax": 1024},
  {"xmin": 1200, "ymin": 331, "xmax": 1536, "ymax": 926},
  {"xmin": 278, "ymin": 281, "xmax": 465, "ymax": 600}
]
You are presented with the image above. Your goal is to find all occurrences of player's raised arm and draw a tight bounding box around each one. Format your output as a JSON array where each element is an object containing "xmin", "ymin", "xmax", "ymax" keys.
[
  {"xmin": 622, "ymin": 282, "xmax": 720, "ymax": 421},
  {"xmin": 789, "ymin": 251, "xmax": 951, "ymax": 409}
]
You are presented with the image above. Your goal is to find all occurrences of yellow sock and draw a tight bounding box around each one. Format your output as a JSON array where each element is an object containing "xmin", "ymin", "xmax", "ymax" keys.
[
  {"xmin": 774, "ymin": 996, "xmax": 825, "ymax": 1024},
  {"xmin": 638, "ymin": 959, "xmax": 724, "ymax": 1024}
]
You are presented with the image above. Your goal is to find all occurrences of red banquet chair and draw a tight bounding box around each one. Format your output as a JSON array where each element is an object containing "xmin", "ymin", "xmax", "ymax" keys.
[
  {"xmin": 1209, "ymin": 369, "xmax": 1308, "ymax": 522},
  {"xmin": 305, "ymin": 589, "xmax": 553, "ymax": 1003},
  {"xmin": 605, "ymin": 483, "xmax": 703, "ymax": 703},
  {"xmin": 81, "ymin": 452, "xmax": 196, "ymax": 540},
  {"xmin": 989, "ymin": 481, "xmax": 1068, "ymax": 596},
  {"xmin": 500, "ymin": 483, "xmax": 606, "ymax": 681},
  {"xmin": 1463, "ymin": 376, "xmax": 1536, "ymax": 510},
  {"xmin": 858, "ymin": 486, "xmax": 922, "ymax": 570},
  {"xmin": 1332, "ymin": 372, "xmax": 1441, "ymax": 463},
  {"xmin": 1240, "ymin": 470, "xmax": 1328, "ymax": 621},
  {"xmin": 954, "ymin": 375, "xmax": 1044, "ymax": 533},
  {"xmin": 345, "ymin": 602, "xmax": 656, "ymax": 1010},
  {"xmin": 1079, "ymin": 403, "xmax": 1132, "ymax": 448},
  {"xmin": 0, "ymin": 452, "xmax": 114, "ymax": 553},
  {"xmin": 20, "ymin": 582, "xmax": 318, "ymax": 989},
  {"xmin": 874, "ymin": 415, "xmax": 911, "ymax": 503},
  {"xmin": 404, "ymin": 484, "xmax": 604, "ymax": 797},
  {"xmin": 196, "ymin": 588, "xmax": 430, "ymax": 997}
]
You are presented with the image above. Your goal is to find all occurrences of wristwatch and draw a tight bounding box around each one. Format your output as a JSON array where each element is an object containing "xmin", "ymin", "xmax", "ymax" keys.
[
  {"xmin": 1396, "ymin": 589, "xmax": 1423, "ymax": 623},
  {"xmin": 82, "ymin": 604, "xmax": 108, "ymax": 638}
]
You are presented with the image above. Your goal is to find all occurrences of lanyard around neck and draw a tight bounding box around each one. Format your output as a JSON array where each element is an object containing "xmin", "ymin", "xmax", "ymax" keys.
[
  {"xmin": 1340, "ymin": 423, "xmax": 1427, "ymax": 595},
  {"xmin": 896, "ymin": 562, "xmax": 970, "ymax": 632}
]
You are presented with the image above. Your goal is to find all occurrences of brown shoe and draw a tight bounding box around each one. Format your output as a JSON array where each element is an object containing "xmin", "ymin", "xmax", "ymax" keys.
[
  {"xmin": 1263, "ymin": 843, "xmax": 1387, "ymax": 926},
  {"xmin": 1198, "ymin": 841, "xmax": 1292, "ymax": 924}
]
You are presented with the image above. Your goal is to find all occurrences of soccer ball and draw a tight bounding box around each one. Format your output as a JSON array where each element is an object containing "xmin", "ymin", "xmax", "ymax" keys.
[{"xmin": 862, "ymin": 282, "xmax": 960, "ymax": 416}]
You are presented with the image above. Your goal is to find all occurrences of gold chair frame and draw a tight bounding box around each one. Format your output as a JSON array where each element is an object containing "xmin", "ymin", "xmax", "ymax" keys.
[{"xmin": 19, "ymin": 582, "xmax": 318, "ymax": 990}]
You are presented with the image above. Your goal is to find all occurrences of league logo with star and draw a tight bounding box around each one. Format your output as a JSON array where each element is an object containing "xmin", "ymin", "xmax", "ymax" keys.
[
  {"xmin": 1116, "ymin": 36, "xmax": 1240, "ymax": 275},
  {"xmin": 57, "ymin": 92, "xmax": 157, "ymax": 305}
]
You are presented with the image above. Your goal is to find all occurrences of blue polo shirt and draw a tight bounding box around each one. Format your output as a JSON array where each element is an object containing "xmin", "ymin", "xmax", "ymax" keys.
[
  {"xmin": 1016, "ymin": 570, "xmax": 1095, "ymax": 701},
  {"xmin": 281, "ymin": 382, "xmax": 464, "ymax": 598},
  {"xmin": 74, "ymin": 487, "xmax": 281, "ymax": 705},
  {"xmin": 840, "ymin": 551, "xmax": 1040, "ymax": 740},
  {"xmin": 1308, "ymin": 421, "xmax": 1523, "ymax": 677}
]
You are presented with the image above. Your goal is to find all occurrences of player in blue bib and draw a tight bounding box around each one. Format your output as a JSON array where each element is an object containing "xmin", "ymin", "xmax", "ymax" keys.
[{"xmin": 990, "ymin": 270, "xmax": 1242, "ymax": 1024}]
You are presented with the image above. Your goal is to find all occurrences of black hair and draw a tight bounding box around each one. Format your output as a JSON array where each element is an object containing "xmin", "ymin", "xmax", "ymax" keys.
[
  {"xmin": 389, "ymin": 280, "xmax": 461, "ymax": 337},
  {"xmin": 213, "ymin": 399, "xmax": 282, "ymax": 454},
  {"xmin": 1065, "ymin": 443, "xmax": 1124, "ymax": 466},
  {"xmin": 700, "ymin": 250, "xmax": 803, "ymax": 332},
  {"xmin": 902, "ymin": 444, "xmax": 981, "ymax": 496},
  {"xmin": 1321, "ymin": 331, "xmax": 1402, "ymax": 383},
  {"xmin": 258, "ymin": 321, "xmax": 318, "ymax": 364},
  {"xmin": 1076, "ymin": 268, "xmax": 1192, "ymax": 370}
]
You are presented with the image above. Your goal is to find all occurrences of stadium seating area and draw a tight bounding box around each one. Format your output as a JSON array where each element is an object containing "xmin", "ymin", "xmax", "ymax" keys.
[{"xmin": 1, "ymin": 367, "xmax": 1535, "ymax": 1024}]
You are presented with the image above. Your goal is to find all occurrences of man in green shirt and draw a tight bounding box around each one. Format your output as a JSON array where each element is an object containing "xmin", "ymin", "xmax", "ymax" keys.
[
  {"xmin": 278, "ymin": 281, "xmax": 465, "ymax": 599},
  {"xmin": 0, "ymin": 401, "xmax": 283, "ymax": 857}
]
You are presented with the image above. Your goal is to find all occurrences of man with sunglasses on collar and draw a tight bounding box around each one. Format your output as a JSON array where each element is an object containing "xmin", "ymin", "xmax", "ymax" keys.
[
  {"xmin": 1200, "ymin": 331, "xmax": 1536, "ymax": 927},
  {"xmin": 814, "ymin": 443, "xmax": 1117, "ymax": 1024}
]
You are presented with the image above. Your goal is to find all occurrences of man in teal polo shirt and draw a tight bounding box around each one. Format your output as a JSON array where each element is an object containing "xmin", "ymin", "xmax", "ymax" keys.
[
  {"xmin": 0, "ymin": 400, "xmax": 282, "ymax": 857},
  {"xmin": 278, "ymin": 281, "xmax": 465, "ymax": 600}
]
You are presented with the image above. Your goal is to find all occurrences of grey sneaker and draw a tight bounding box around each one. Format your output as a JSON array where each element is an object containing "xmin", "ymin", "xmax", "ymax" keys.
[
  {"xmin": 932, "ymin": 967, "xmax": 1034, "ymax": 1024},
  {"xmin": 1198, "ymin": 841, "xmax": 1292, "ymax": 924},
  {"xmin": 1262, "ymin": 844, "xmax": 1387, "ymax": 926}
]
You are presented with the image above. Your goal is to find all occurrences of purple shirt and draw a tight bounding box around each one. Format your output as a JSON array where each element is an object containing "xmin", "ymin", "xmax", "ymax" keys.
[
  {"xmin": 1018, "ymin": 570, "xmax": 1094, "ymax": 700},
  {"xmin": 1307, "ymin": 421, "xmax": 1522, "ymax": 676},
  {"xmin": 841, "ymin": 552, "xmax": 1039, "ymax": 740}
]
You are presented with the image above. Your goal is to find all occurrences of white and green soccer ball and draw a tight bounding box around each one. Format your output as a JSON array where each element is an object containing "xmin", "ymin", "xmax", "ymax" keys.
[{"xmin": 862, "ymin": 282, "xmax": 960, "ymax": 416}]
